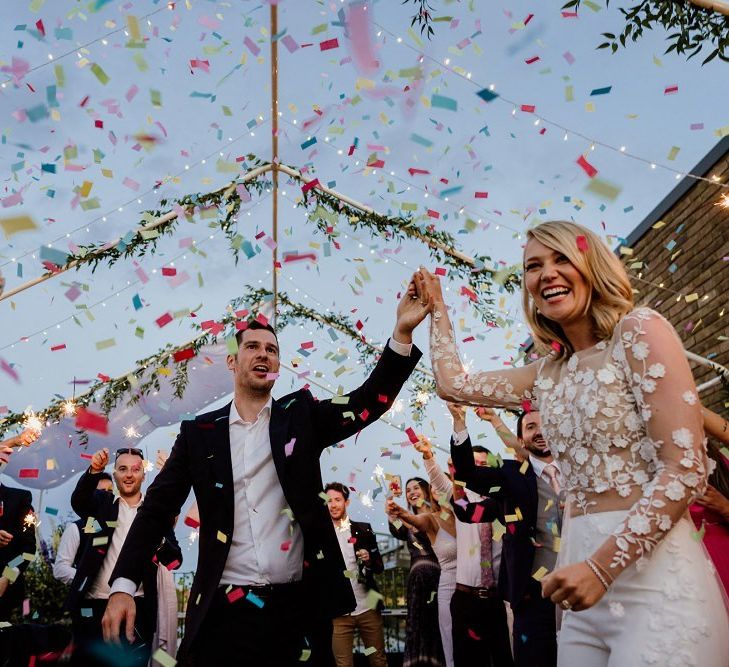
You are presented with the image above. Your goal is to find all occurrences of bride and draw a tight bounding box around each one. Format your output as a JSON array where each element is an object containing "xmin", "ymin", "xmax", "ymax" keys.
[{"xmin": 414, "ymin": 220, "xmax": 729, "ymax": 666}]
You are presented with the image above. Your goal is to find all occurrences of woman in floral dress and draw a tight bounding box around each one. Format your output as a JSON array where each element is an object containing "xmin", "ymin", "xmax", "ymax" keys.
[{"xmin": 415, "ymin": 220, "xmax": 729, "ymax": 666}]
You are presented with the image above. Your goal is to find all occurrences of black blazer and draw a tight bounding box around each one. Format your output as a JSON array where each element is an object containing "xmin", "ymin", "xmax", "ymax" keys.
[
  {"xmin": 67, "ymin": 471, "xmax": 183, "ymax": 630},
  {"xmin": 348, "ymin": 520, "xmax": 384, "ymax": 598},
  {"xmin": 0, "ymin": 484, "xmax": 36, "ymax": 611},
  {"xmin": 451, "ymin": 436, "xmax": 539, "ymax": 605},
  {"xmin": 109, "ymin": 342, "xmax": 421, "ymax": 659}
]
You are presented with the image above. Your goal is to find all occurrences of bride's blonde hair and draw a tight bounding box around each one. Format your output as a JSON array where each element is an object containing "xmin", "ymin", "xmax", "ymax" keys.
[{"xmin": 522, "ymin": 220, "xmax": 634, "ymax": 359}]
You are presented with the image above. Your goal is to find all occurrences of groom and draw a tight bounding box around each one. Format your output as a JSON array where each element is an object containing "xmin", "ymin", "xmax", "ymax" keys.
[{"xmin": 102, "ymin": 290, "xmax": 428, "ymax": 665}]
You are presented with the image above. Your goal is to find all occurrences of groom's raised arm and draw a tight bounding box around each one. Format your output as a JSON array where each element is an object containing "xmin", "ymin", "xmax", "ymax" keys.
[{"xmin": 310, "ymin": 289, "xmax": 428, "ymax": 451}]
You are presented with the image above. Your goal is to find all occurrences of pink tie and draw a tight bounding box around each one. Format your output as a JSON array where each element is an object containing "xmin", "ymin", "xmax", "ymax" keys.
[
  {"xmin": 479, "ymin": 522, "xmax": 494, "ymax": 589},
  {"xmin": 544, "ymin": 464, "xmax": 561, "ymax": 496}
]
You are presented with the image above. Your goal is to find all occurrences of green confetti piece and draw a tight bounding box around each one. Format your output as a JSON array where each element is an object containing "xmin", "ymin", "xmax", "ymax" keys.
[
  {"xmin": 90, "ymin": 63, "xmax": 109, "ymax": 85},
  {"xmin": 150, "ymin": 89, "xmax": 162, "ymax": 107},
  {"xmin": 409, "ymin": 133, "xmax": 433, "ymax": 148},
  {"xmin": 431, "ymin": 93, "xmax": 458, "ymax": 111},
  {"xmin": 667, "ymin": 146, "xmax": 681, "ymax": 161},
  {"xmin": 54, "ymin": 64, "xmax": 65, "ymax": 87},
  {"xmin": 95, "ymin": 338, "xmax": 116, "ymax": 350},
  {"xmin": 585, "ymin": 178, "xmax": 622, "ymax": 201}
]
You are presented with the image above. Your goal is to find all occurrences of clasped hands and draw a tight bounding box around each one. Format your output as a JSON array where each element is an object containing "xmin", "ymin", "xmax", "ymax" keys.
[{"xmin": 393, "ymin": 268, "xmax": 446, "ymax": 342}]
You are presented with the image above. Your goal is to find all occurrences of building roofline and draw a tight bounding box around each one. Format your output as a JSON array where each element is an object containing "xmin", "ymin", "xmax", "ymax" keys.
[{"xmin": 623, "ymin": 136, "xmax": 729, "ymax": 248}]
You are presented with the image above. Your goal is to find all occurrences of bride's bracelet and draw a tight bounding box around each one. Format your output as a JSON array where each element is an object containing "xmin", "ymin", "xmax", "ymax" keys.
[{"xmin": 585, "ymin": 558, "xmax": 612, "ymax": 591}]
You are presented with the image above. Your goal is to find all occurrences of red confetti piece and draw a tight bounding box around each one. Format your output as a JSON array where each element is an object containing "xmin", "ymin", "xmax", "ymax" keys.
[
  {"xmin": 471, "ymin": 504, "xmax": 485, "ymax": 522},
  {"xmin": 525, "ymin": 56, "xmax": 540, "ymax": 64},
  {"xmin": 162, "ymin": 267, "xmax": 177, "ymax": 276},
  {"xmin": 474, "ymin": 191, "xmax": 488, "ymax": 198},
  {"xmin": 280, "ymin": 540, "xmax": 292, "ymax": 551},
  {"xmin": 405, "ymin": 427, "xmax": 419, "ymax": 444},
  {"xmin": 94, "ymin": 120, "xmax": 103, "ymax": 129},
  {"xmin": 184, "ymin": 515, "xmax": 200, "ymax": 529},
  {"xmin": 576, "ymin": 155, "xmax": 598, "ymax": 178},
  {"xmin": 355, "ymin": 320, "xmax": 364, "ymax": 330},
  {"xmin": 35, "ymin": 20, "xmax": 45, "ymax": 37},
  {"xmin": 576, "ymin": 235, "xmax": 589, "ymax": 252},
  {"xmin": 521, "ymin": 399, "xmax": 533, "ymax": 413},
  {"xmin": 97, "ymin": 373, "xmax": 110, "ymax": 382},
  {"xmin": 75, "ymin": 407, "xmax": 109, "ymax": 435},
  {"xmin": 435, "ymin": 267, "xmax": 447, "ymax": 276},
  {"xmin": 155, "ymin": 312, "xmax": 173, "ymax": 328},
  {"xmin": 320, "ymin": 38, "xmax": 339, "ymax": 51},
  {"xmin": 255, "ymin": 313, "xmax": 269, "ymax": 326},
  {"xmin": 227, "ymin": 587, "xmax": 245, "ymax": 603},
  {"xmin": 377, "ymin": 394, "xmax": 388, "ymax": 403},
  {"xmin": 408, "ymin": 167, "xmax": 430, "ymax": 176},
  {"xmin": 460, "ymin": 286, "xmax": 477, "ymax": 302},
  {"xmin": 467, "ymin": 629, "xmax": 482, "ymax": 640},
  {"xmin": 426, "ymin": 209, "xmax": 440, "ymax": 219},
  {"xmin": 50, "ymin": 344, "xmax": 66, "ymax": 352},
  {"xmin": 359, "ymin": 409, "xmax": 370, "ymax": 421},
  {"xmin": 301, "ymin": 178, "xmax": 320, "ymax": 194},
  {"xmin": 173, "ymin": 347, "xmax": 196, "ymax": 362},
  {"xmin": 80, "ymin": 453, "xmax": 93, "ymax": 460},
  {"xmin": 300, "ymin": 341, "xmax": 314, "ymax": 349},
  {"xmin": 165, "ymin": 559, "xmax": 181, "ymax": 571},
  {"xmin": 521, "ymin": 104, "xmax": 536, "ymax": 113},
  {"xmin": 664, "ymin": 85, "xmax": 678, "ymax": 95},
  {"xmin": 550, "ymin": 341, "xmax": 562, "ymax": 353},
  {"xmin": 18, "ymin": 469, "xmax": 39, "ymax": 479}
]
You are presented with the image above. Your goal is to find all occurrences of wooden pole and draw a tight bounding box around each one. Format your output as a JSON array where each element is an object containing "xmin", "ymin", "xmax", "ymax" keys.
[{"xmin": 270, "ymin": 3, "xmax": 280, "ymax": 326}]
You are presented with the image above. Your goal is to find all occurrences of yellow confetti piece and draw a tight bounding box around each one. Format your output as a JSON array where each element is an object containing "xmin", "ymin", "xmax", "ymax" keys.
[
  {"xmin": 491, "ymin": 519, "xmax": 506, "ymax": 542},
  {"xmin": 92, "ymin": 536, "xmax": 109, "ymax": 546},
  {"xmin": 90, "ymin": 63, "xmax": 109, "ymax": 85},
  {"xmin": 151, "ymin": 648, "xmax": 177, "ymax": 667},
  {"xmin": 667, "ymin": 146, "xmax": 681, "ymax": 161},
  {"xmin": 2, "ymin": 567, "xmax": 18, "ymax": 583},
  {"xmin": 553, "ymin": 537, "xmax": 562, "ymax": 553},
  {"xmin": 126, "ymin": 15, "xmax": 142, "ymax": 43},
  {"xmin": 585, "ymin": 102, "xmax": 595, "ymax": 112},
  {"xmin": 519, "ymin": 460, "xmax": 529, "ymax": 475},
  {"xmin": 685, "ymin": 293, "xmax": 699, "ymax": 303},
  {"xmin": 0, "ymin": 215, "xmax": 38, "ymax": 239},
  {"xmin": 95, "ymin": 338, "xmax": 116, "ymax": 350},
  {"xmin": 79, "ymin": 181, "xmax": 93, "ymax": 197},
  {"xmin": 504, "ymin": 513, "xmax": 519, "ymax": 523},
  {"xmin": 532, "ymin": 566, "xmax": 549, "ymax": 581},
  {"xmin": 216, "ymin": 531, "xmax": 227, "ymax": 543}
]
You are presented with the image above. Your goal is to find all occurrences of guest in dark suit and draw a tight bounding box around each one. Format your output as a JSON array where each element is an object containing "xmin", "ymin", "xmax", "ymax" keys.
[
  {"xmin": 0, "ymin": 477, "xmax": 36, "ymax": 621},
  {"xmin": 68, "ymin": 447, "xmax": 182, "ymax": 666},
  {"xmin": 451, "ymin": 409, "xmax": 561, "ymax": 667},
  {"xmin": 102, "ymin": 291, "xmax": 427, "ymax": 666},
  {"xmin": 325, "ymin": 482, "xmax": 386, "ymax": 667}
]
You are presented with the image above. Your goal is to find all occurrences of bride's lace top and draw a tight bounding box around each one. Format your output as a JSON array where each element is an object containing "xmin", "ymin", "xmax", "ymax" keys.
[{"xmin": 430, "ymin": 305, "xmax": 709, "ymax": 578}]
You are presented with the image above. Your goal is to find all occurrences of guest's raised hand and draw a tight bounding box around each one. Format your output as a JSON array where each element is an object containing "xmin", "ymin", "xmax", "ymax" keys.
[
  {"xmin": 413, "ymin": 435, "xmax": 432, "ymax": 458},
  {"xmin": 90, "ymin": 448, "xmax": 110, "ymax": 473},
  {"xmin": 385, "ymin": 497, "xmax": 402, "ymax": 518}
]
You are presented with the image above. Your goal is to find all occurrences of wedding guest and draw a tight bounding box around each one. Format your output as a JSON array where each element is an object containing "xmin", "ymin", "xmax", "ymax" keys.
[
  {"xmin": 387, "ymin": 478, "xmax": 456, "ymax": 667},
  {"xmin": 53, "ymin": 473, "xmax": 113, "ymax": 585},
  {"xmin": 387, "ymin": 477, "xmax": 444, "ymax": 667},
  {"xmin": 417, "ymin": 219, "xmax": 729, "ymax": 665},
  {"xmin": 437, "ymin": 404, "xmax": 513, "ymax": 667},
  {"xmin": 326, "ymin": 482, "xmax": 387, "ymax": 667},
  {"xmin": 67, "ymin": 447, "xmax": 182, "ymax": 666},
  {"xmin": 0, "ymin": 429, "xmax": 40, "ymax": 622},
  {"xmin": 690, "ymin": 406, "xmax": 729, "ymax": 593},
  {"xmin": 451, "ymin": 408, "xmax": 560, "ymax": 667}
]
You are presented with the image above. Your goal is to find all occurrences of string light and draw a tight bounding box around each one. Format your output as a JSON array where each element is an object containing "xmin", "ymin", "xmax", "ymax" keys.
[
  {"xmin": 61, "ymin": 400, "xmax": 76, "ymax": 416},
  {"xmin": 717, "ymin": 193, "xmax": 729, "ymax": 209}
]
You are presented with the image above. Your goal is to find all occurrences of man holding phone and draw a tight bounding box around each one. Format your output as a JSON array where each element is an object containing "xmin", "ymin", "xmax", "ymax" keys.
[{"xmin": 67, "ymin": 447, "xmax": 182, "ymax": 666}]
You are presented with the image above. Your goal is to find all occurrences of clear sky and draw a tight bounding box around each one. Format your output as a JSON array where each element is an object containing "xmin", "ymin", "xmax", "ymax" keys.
[{"xmin": 1, "ymin": 0, "xmax": 727, "ymax": 568}]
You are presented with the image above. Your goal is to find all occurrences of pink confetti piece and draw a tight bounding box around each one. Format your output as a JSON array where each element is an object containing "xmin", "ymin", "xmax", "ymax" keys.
[
  {"xmin": 284, "ymin": 438, "xmax": 296, "ymax": 457},
  {"xmin": 156, "ymin": 312, "xmax": 173, "ymax": 328},
  {"xmin": 576, "ymin": 235, "xmax": 589, "ymax": 252},
  {"xmin": 125, "ymin": 84, "xmax": 139, "ymax": 102},
  {"xmin": 226, "ymin": 587, "xmax": 244, "ymax": 603},
  {"xmin": 525, "ymin": 56, "xmax": 540, "ymax": 64},
  {"xmin": 0, "ymin": 358, "xmax": 19, "ymax": 383},
  {"xmin": 197, "ymin": 15, "xmax": 221, "ymax": 30},
  {"xmin": 122, "ymin": 177, "xmax": 140, "ymax": 191},
  {"xmin": 244, "ymin": 36, "xmax": 261, "ymax": 56},
  {"xmin": 347, "ymin": 2, "xmax": 378, "ymax": 73},
  {"xmin": 690, "ymin": 122, "xmax": 704, "ymax": 130},
  {"xmin": 281, "ymin": 35, "xmax": 299, "ymax": 53},
  {"xmin": 563, "ymin": 51, "xmax": 575, "ymax": 65}
]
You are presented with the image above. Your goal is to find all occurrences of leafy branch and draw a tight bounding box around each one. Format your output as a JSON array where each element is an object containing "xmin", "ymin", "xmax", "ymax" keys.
[
  {"xmin": 564, "ymin": 0, "xmax": 729, "ymax": 64},
  {"xmin": 403, "ymin": 0, "xmax": 436, "ymax": 38}
]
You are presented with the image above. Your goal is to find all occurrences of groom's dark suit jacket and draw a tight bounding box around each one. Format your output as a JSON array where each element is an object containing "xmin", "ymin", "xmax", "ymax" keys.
[
  {"xmin": 109, "ymin": 342, "xmax": 421, "ymax": 659},
  {"xmin": 451, "ymin": 436, "xmax": 540, "ymax": 606}
]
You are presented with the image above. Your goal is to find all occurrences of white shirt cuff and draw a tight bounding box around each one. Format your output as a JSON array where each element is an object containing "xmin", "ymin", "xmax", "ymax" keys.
[
  {"xmin": 388, "ymin": 337, "xmax": 412, "ymax": 357},
  {"xmin": 109, "ymin": 577, "xmax": 138, "ymax": 597},
  {"xmin": 452, "ymin": 429, "xmax": 469, "ymax": 446}
]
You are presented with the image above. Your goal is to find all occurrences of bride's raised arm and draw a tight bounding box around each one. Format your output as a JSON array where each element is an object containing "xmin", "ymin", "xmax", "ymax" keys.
[{"xmin": 415, "ymin": 269, "xmax": 538, "ymax": 410}]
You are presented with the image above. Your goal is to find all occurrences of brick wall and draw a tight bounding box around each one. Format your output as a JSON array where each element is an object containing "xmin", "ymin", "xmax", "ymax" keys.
[{"xmin": 621, "ymin": 149, "xmax": 729, "ymax": 413}]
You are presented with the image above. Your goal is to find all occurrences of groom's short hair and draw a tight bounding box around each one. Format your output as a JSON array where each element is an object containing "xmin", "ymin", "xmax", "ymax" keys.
[{"xmin": 235, "ymin": 320, "xmax": 278, "ymax": 347}]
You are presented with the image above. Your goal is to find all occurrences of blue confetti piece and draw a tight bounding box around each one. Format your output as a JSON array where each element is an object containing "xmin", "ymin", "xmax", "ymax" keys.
[{"xmin": 476, "ymin": 88, "xmax": 500, "ymax": 103}]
